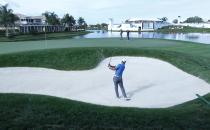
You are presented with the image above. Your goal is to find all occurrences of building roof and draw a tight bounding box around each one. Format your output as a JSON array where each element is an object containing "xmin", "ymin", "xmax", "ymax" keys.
[
  {"xmin": 15, "ymin": 13, "xmax": 27, "ymax": 19},
  {"xmin": 127, "ymin": 18, "xmax": 162, "ymax": 22},
  {"xmin": 15, "ymin": 13, "xmax": 45, "ymax": 20}
]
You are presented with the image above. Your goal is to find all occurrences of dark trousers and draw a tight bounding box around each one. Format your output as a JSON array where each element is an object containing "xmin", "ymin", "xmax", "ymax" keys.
[{"xmin": 113, "ymin": 76, "xmax": 127, "ymax": 98}]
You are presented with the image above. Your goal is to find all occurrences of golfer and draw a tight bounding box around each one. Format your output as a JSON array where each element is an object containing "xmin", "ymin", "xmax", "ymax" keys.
[
  {"xmin": 127, "ymin": 30, "xmax": 130, "ymax": 40},
  {"xmin": 120, "ymin": 29, "xmax": 123, "ymax": 40},
  {"xmin": 108, "ymin": 58, "xmax": 128, "ymax": 100}
]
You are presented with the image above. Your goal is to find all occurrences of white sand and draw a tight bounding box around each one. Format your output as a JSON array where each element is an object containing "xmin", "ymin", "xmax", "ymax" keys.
[{"xmin": 0, "ymin": 56, "xmax": 210, "ymax": 108}]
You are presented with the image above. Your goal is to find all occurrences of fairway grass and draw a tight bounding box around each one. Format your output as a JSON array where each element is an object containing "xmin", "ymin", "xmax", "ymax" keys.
[{"xmin": 0, "ymin": 38, "xmax": 210, "ymax": 129}]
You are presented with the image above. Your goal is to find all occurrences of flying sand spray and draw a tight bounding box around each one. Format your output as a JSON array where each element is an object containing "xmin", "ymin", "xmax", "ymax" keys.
[
  {"xmin": 109, "ymin": 57, "xmax": 112, "ymax": 62},
  {"xmin": 109, "ymin": 57, "xmax": 112, "ymax": 66}
]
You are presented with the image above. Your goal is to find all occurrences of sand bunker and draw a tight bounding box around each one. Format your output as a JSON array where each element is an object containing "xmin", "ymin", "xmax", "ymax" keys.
[{"xmin": 0, "ymin": 56, "xmax": 210, "ymax": 108}]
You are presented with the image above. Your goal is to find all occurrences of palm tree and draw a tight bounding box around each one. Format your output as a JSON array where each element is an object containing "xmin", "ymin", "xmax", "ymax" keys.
[
  {"xmin": 10, "ymin": 13, "xmax": 19, "ymax": 34},
  {"xmin": 178, "ymin": 16, "xmax": 181, "ymax": 24},
  {"xmin": 173, "ymin": 19, "xmax": 178, "ymax": 24},
  {"xmin": 42, "ymin": 11, "xmax": 60, "ymax": 25},
  {"xmin": 0, "ymin": 4, "xmax": 19, "ymax": 37},
  {"xmin": 77, "ymin": 17, "xmax": 86, "ymax": 29},
  {"xmin": 158, "ymin": 17, "xmax": 168, "ymax": 22},
  {"xmin": 61, "ymin": 13, "xmax": 76, "ymax": 31}
]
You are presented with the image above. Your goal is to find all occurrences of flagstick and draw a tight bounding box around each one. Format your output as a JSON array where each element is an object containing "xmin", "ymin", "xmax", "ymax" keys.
[{"xmin": 44, "ymin": 26, "xmax": 47, "ymax": 49}]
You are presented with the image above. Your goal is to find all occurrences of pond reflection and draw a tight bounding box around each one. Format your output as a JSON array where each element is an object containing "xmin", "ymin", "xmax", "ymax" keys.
[{"xmin": 74, "ymin": 30, "xmax": 210, "ymax": 44}]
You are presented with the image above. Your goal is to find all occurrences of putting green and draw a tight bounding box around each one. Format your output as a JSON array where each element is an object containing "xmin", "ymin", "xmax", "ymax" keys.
[
  {"xmin": 0, "ymin": 38, "xmax": 185, "ymax": 54},
  {"xmin": 1, "ymin": 38, "xmax": 210, "ymax": 58}
]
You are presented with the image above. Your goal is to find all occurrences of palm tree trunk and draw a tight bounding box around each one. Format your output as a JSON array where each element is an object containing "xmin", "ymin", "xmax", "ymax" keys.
[
  {"xmin": 5, "ymin": 26, "xmax": 9, "ymax": 37},
  {"xmin": 12, "ymin": 25, "xmax": 15, "ymax": 35}
]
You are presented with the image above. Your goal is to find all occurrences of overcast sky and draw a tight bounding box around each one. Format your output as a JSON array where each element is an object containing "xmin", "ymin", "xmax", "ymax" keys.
[{"xmin": 0, "ymin": 0, "xmax": 210, "ymax": 24}]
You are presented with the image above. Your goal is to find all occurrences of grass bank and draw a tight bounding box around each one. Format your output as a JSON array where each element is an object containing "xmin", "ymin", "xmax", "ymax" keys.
[
  {"xmin": 0, "ymin": 39, "xmax": 210, "ymax": 129},
  {"xmin": 157, "ymin": 26, "xmax": 210, "ymax": 33},
  {"xmin": 0, "ymin": 47, "xmax": 210, "ymax": 83},
  {"xmin": 0, "ymin": 93, "xmax": 210, "ymax": 130},
  {"xmin": 0, "ymin": 31, "xmax": 89, "ymax": 42},
  {"xmin": 0, "ymin": 39, "xmax": 210, "ymax": 83}
]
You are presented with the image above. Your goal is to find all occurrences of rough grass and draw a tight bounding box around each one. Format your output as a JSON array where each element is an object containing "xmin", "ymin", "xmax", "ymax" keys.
[{"xmin": 0, "ymin": 93, "xmax": 210, "ymax": 130}]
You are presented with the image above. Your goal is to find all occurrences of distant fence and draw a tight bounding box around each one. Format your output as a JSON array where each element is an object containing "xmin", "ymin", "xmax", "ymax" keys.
[
  {"xmin": 19, "ymin": 25, "xmax": 65, "ymax": 34},
  {"xmin": 0, "ymin": 26, "xmax": 19, "ymax": 30}
]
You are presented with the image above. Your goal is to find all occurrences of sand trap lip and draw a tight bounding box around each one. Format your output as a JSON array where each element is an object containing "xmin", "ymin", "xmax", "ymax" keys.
[{"xmin": 0, "ymin": 56, "xmax": 210, "ymax": 108}]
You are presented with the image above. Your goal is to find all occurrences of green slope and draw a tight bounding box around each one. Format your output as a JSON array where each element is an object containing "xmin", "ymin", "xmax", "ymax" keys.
[{"xmin": 0, "ymin": 38, "xmax": 210, "ymax": 129}]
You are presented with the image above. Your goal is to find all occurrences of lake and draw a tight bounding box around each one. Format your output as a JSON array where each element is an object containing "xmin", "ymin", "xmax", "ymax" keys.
[{"xmin": 75, "ymin": 30, "xmax": 210, "ymax": 44}]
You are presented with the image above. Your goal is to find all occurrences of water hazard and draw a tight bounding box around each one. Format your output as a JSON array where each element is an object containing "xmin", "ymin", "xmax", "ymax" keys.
[{"xmin": 75, "ymin": 30, "xmax": 210, "ymax": 44}]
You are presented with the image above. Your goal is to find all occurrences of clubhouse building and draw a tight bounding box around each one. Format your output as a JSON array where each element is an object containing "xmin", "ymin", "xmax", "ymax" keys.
[
  {"xmin": 108, "ymin": 18, "xmax": 170, "ymax": 32},
  {"xmin": 108, "ymin": 18, "xmax": 210, "ymax": 32},
  {"xmin": 15, "ymin": 14, "xmax": 65, "ymax": 33}
]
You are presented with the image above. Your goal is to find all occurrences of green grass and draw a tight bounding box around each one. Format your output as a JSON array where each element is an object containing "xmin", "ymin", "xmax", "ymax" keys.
[
  {"xmin": 1, "ymin": 93, "xmax": 210, "ymax": 130},
  {"xmin": 1, "ymin": 38, "xmax": 210, "ymax": 129},
  {"xmin": 157, "ymin": 26, "xmax": 210, "ymax": 33},
  {"xmin": 0, "ymin": 38, "xmax": 200, "ymax": 54},
  {"xmin": 0, "ymin": 31, "xmax": 89, "ymax": 42},
  {"xmin": 0, "ymin": 47, "xmax": 210, "ymax": 82}
]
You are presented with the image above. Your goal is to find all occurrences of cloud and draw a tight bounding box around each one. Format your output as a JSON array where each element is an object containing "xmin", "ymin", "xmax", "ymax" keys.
[
  {"xmin": 0, "ymin": 0, "xmax": 19, "ymax": 8},
  {"xmin": 0, "ymin": 0, "xmax": 7, "ymax": 5},
  {"xmin": 2, "ymin": 0, "xmax": 210, "ymax": 24}
]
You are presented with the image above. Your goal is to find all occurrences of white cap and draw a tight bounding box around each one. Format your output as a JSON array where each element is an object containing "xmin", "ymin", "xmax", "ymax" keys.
[{"xmin": 122, "ymin": 58, "xmax": 126, "ymax": 63}]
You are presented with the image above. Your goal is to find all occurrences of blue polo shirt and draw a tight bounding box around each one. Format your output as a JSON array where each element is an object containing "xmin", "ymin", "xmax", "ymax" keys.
[{"xmin": 115, "ymin": 64, "xmax": 125, "ymax": 77}]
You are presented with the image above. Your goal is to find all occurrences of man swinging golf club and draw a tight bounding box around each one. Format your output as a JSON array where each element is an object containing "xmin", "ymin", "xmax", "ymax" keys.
[{"xmin": 108, "ymin": 58, "xmax": 129, "ymax": 100}]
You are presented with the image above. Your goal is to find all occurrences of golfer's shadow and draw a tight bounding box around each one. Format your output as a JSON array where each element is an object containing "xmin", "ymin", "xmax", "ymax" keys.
[{"xmin": 127, "ymin": 84, "xmax": 154, "ymax": 98}]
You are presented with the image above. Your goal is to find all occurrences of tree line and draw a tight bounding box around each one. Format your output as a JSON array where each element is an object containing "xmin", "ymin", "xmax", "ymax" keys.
[
  {"xmin": 88, "ymin": 23, "xmax": 108, "ymax": 30},
  {"xmin": 42, "ymin": 12, "xmax": 87, "ymax": 29},
  {"xmin": 159, "ymin": 16, "xmax": 208, "ymax": 24},
  {"xmin": 173, "ymin": 16, "xmax": 206, "ymax": 24}
]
